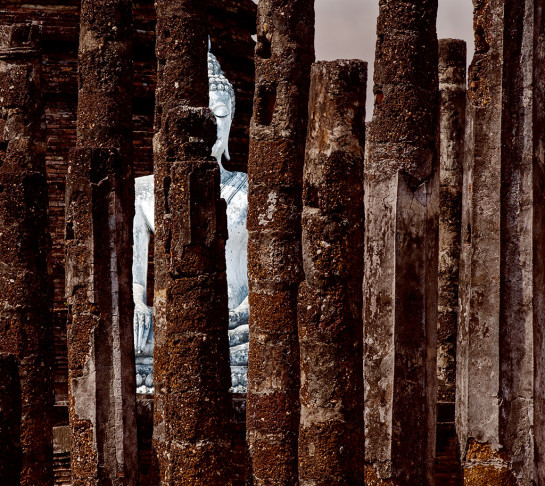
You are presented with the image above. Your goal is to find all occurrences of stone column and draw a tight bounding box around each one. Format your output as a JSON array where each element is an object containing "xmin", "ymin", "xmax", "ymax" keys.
[
  {"xmin": 457, "ymin": 0, "xmax": 545, "ymax": 483},
  {"xmin": 246, "ymin": 0, "xmax": 315, "ymax": 483},
  {"xmin": 0, "ymin": 23, "xmax": 53, "ymax": 486},
  {"xmin": 152, "ymin": 1, "xmax": 233, "ymax": 484},
  {"xmin": 65, "ymin": 0, "xmax": 138, "ymax": 484},
  {"xmin": 436, "ymin": 40, "xmax": 466, "ymax": 482},
  {"xmin": 298, "ymin": 60, "xmax": 366, "ymax": 486},
  {"xmin": 363, "ymin": 0, "xmax": 439, "ymax": 484},
  {"xmin": 437, "ymin": 39, "xmax": 466, "ymax": 408},
  {"xmin": 533, "ymin": 0, "xmax": 545, "ymax": 483}
]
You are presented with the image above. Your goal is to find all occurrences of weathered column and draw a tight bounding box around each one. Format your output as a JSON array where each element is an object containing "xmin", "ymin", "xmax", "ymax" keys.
[
  {"xmin": 533, "ymin": 1, "xmax": 545, "ymax": 483},
  {"xmin": 152, "ymin": 1, "xmax": 233, "ymax": 484},
  {"xmin": 363, "ymin": 0, "xmax": 439, "ymax": 484},
  {"xmin": 436, "ymin": 40, "xmax": 466, "ymax": 483},
  {"xmin": 246, "ymin": 0, "xmax": 315, "ymax": 483},
  {"xmin": 65, "ymin": 0, "xmax": 138, "ymax": 484},
  {"xmin": 457, "ymin": 0, "xmax": 545, "ymax": 483},
  {"xmin": 298, "ymin": 60, "xmax": 366, "ymax": 486},
  {"xmin": 437, "ymin": 39, "xmax": 466, "ymax": 408},
  {"xmin": 0, "ymin": 23, "xmax": 53, "ymax": 486}
]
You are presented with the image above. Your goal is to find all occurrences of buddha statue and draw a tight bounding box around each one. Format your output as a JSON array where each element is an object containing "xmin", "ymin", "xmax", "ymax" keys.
[{"xmin": 133, "ymin": 47, "xmax": 249, "ymax": 394}]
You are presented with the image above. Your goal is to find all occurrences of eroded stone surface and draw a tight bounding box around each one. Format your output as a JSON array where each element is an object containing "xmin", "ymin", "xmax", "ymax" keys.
[
  {"xmin": 364, "ymin": 465, "xmax": 403, "ymax": 486},
  {"xmin": 0, "ymin": 23, "xmax": 54, "ymax": 486},
  {"xmin": 364, "ymin": 0, "xmax": 439, "ymax": 484},
  {"xmin": 298, "ymin": 59, "xmax": 366, "ymax": 486},
  {"xmin": 246, "ymin": 0, "xmax": 315, "ymax": 483},
  {"xmin": 463, "ymin": 441, "xmax": 517, "ymax": 486},
  {"xmin": 65, "ymin": 1, "xmax": 138, "ymax": 484}
]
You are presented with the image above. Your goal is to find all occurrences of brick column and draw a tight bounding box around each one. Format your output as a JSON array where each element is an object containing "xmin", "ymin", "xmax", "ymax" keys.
[
  {"xmin": 298, "ymin": 60, "xmax": 367, "ymax": 486},
  {"xmin": 457, "ymin": 0, "xmax": 545, "ymax": 483},
  {"xmin": 246, "ymin": 0, "xmax": 314, "ymax": 483},
  {"xmin": 363, "ymin": 0, "xmax": 440, "ymax": 484},
  {"xmin": 152, "ymin": 1, "xmax": 233, "ymax": 484},
  {"xmin": 65, "ymin": 0, "xmax": 138, "ymax": 484},
  {"xmin": 0, "ymin": 23, "xmax": 53, "ymax": 486}
]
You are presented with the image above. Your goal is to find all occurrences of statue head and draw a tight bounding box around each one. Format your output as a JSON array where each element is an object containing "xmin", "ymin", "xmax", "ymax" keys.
[{"xmin": 208, "ymin": 48, "xmax": 235, "ymax": 164}]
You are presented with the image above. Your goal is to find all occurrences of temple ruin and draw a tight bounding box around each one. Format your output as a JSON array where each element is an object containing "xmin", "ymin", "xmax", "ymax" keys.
[{"xmin": 1, "ymin": 0, "xmax": 545, "ymax": 485}]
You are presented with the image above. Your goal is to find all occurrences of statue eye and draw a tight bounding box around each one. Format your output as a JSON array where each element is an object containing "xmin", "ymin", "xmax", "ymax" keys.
[{"xmin": 213, "ymin": 105, "xmax": 229, "ymax": 118}]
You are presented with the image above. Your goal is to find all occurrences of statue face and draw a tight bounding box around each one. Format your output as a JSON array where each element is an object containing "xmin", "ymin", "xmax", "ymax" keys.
[{"xmin": 209, "ymin": 88, "xmax": 233, "ymax": 163}]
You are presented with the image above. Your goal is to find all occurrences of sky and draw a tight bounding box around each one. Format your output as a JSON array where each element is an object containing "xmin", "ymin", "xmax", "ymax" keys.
[{"xmin": 252, "ymin": 0, "xmax": 475, "ymax": 118}]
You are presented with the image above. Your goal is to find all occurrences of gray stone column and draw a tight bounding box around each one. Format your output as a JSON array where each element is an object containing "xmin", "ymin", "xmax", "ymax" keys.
[
  {"xmin": 152, "ymin": 0, "xmax": 233, "ymax": 484},
  {"xmin": 363, "ymin": 0, "xmax": 440, "ymax": 484},
  {"xmin": 437, "ymin": 39, "xmax": 466, "ymax": 408},
  {"xmin": 457, "ymin": 0, "xmax": 545, "ymax": 483},
  {"xmin": 436, "ymin": 41, "xmax": 466, "ymax": 481},
  {"xmin": 246, "ymin": 0, "xmax": 315, "ymax": 484},
  {"xmin": 298, "ymin": 60, "xmax": 367, "ymax": 486},
  {"xmin": 0, "ymin": 23, "xmax": 53, "ymax": 486},
  {"xmin": 65, "ymin": 0, "xmax": 138, "ymax": 484}
]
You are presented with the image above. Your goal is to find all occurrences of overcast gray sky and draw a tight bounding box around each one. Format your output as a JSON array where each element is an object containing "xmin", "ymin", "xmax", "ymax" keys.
[{"xmin": 314, "ymin": 0, "xmax": 474, "ymax": 117}]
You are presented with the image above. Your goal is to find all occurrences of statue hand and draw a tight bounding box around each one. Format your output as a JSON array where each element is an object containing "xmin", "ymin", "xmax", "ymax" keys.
[
  {"xmin": 211, "ymin": 135, "xmax": 230, "ymax": 163},
  {"xmin": 133, "ymin": 284, "xmax": 153, "ymax": 355}
]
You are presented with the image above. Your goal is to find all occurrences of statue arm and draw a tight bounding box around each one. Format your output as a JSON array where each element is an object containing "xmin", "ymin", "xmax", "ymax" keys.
[
  {"xmin": 132, "ymin": 201, "xmax": 150, "ymax": 299},
  {"xmin": 133, "ymin": 197, "xmax": 153, "ymax": 354}
]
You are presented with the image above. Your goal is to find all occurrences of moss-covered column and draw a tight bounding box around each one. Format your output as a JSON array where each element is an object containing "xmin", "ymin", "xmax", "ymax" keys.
[
  {"xmin": 65, "ymin": 0, "xmax": 138, "ymax": 484},
  {"xmin": 457, "ymin": 0, "xmax": 545, "ymax": 483},
  {"xmin": 298, "ymin": 60, "xmax": 366, "ymax": 486},
  {"xmin": 246, "ymin": 0, "xmax": 314, "ymax": 483},
  {"xmin": 0, "ymin": 23, "xmax": 53, "ymax": 486},
  {"xmin": 152, "ymin": 0, "xmax": 233, "ymax": 484},
  {"xmin": 363, "ymin": 0, "xmax": 440, "ymax": 484}
]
